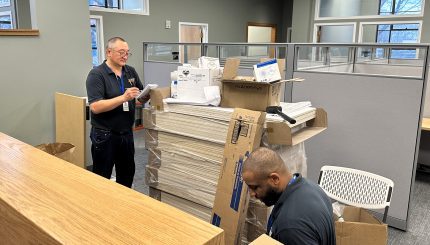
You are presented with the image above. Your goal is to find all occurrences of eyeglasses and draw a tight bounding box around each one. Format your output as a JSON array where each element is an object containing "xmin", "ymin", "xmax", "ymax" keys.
[{"xmin": 112, "ymin": 49, "xmax": 132, "ymax": 57}]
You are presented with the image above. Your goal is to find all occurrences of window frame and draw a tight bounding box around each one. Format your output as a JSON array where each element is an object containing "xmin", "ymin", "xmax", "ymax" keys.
[
  {"xmin": 358, "ymin": 20, "xmax": 422, "ymax": 43},
  {"xmin": 89, "ymin": 0, "xmax": 149, "ymax": 16},
  {"xmin": 90, "ymin": 15, "xmax": 105, "ymax": 67},
  {"xmin": 358, "ymin": 20, "xmax": 422, "ymax": 59},
  {"xmin": 315, "ymin": 0, "xmax": 425, "ymax": 20},
  {"xmin": 313, "ymin": 22, "xmax": 357, "ymax": 43}
]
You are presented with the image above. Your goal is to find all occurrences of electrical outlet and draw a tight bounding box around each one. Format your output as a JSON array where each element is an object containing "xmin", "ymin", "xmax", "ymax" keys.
[{"xmin": 165, "ymin": 20, "xmax": 171, "ymax": 29}]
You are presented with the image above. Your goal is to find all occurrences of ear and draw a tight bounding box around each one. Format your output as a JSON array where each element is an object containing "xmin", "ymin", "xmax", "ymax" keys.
[{"xmin": 268, "ymin": 173, "xmax": 281, "ymax": 185}]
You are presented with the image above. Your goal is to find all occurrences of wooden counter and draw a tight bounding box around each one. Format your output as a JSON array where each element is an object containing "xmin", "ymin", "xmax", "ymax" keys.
[
  {"xmin": 422, "ymin": 118, "xmax": 430, "ymax": 131},
  {"xmin": 0, "ymin": 132, "xmax": 224, "ymax": 244}
]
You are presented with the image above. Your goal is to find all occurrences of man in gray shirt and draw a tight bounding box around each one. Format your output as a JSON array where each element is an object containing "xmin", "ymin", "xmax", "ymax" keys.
[{"xmin": 242, "ymin": 147, "xmax": 335, "ymax": 245}]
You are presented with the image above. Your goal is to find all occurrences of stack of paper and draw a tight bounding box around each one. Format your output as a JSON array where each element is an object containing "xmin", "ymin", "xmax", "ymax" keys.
[
  {"xmin": 153, "ymin": 111, "xmax": 229, "ymax": 144},
  {"xmin": 144, "ymin": 101, "xmax": 317, "ymax": 243}
]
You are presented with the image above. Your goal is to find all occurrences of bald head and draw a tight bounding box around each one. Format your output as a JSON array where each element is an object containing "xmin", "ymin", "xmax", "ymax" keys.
[{"xmin": 243, "ymin": 147, "xmax": 289, "ymax": 179}]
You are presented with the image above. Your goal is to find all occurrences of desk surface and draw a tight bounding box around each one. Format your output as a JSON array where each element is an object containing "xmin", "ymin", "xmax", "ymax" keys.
[
  {"xmin": 0, "ymin": 132, "xmax": 224, "ymax": 244},
  {"xmin": 423, "ymin": 118, "xmax": 430, "ymax": 131}
]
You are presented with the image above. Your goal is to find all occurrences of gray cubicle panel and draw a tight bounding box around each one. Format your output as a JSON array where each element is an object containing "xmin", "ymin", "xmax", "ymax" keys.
[
  {"xmin": 143, "ymin": 62, "xmax": 179, "ymax": 88},
  {"xmin": 291, "ymin": 71, "xmax": 425, "ymax": 230}
]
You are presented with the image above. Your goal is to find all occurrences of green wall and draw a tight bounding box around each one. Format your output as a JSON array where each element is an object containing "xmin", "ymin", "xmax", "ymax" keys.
[{"xmin": 0, "ymin": 0, "xmax": 92, "ymax": 145}]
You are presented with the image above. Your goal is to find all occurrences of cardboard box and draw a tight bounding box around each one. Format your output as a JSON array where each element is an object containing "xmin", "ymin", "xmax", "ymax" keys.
[
  {"xmin": 211, "ymin": 108, "xmax": 266, "ymax": 245},
  {"xmin": 266, "ymin": 108, "xmax": 328, "ymax": 145},
  {"xmin": 177, "ymin": 66, "xmax": 223, "ymax": 102},
  {"xmin": 149, "ymin": 87, "xmax": 170, "ymax": 111},
  {"xmin": 35, "ymin": 143, "xmax": 75, "ymax": 163},
  {"xmin": 336, "ymin": 206, "xmax": 388, "ymax": 245},
  {"xmin": 249, "ymin": 234, "xmax": 283, "ymax": 245},
  {"xmin": 220, "ymin": 58, "xmax": 303, "ymax": 111}
]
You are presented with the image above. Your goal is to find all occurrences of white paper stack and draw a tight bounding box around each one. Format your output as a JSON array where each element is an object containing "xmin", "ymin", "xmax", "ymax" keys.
[
  {"xmin": 144, "ymin": 102, "xmax": 316, "ymax": 242},
  {"xmin": 153, "ymin": 111, "xmax": 229, "ymax": 144}
]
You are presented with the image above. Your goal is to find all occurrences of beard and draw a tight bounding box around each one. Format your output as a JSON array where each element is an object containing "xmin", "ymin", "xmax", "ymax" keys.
[{"xmin": 261, "ymin": 187, "xmax": 283, "ymax": 207}]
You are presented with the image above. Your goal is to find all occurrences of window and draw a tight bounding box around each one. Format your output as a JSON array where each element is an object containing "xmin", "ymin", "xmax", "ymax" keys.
[
  {"xmin": 90, "ymin": 16, "xmax": 104, "ymax": 67},
  {"xmin": 0, "ymin": 0, "xmax": 14, "ymax": 29},
  {"xmin": 314, "ymin": 24, "xmax": 356, "ymax": 43},
  {"xmin": 361, "ymin": 21, "xmax": 420, "ymax": 58},
  {"xmin": 316, "ymin": 0, "xmax": 424, "ymax": 19},
  {"xmin": 0, "ymin": 0, "xmax": 11, "ymax": 8},
  {"xmin": 379, "ymin": 0, "xmax": 423, "ymax": 15},
  {"xmin": 88, "ymin": 0, "xmax": 149, "ymax": 15},
  {"xmin": 89, "ymin": 0, "xmax": 118, "ymax": 9},
  {"xmin": 0, "ymin": 11, "xmax": 12, "ymax": 29},
  {"xmin": 376, "ymin": 23, "xmax": 419, "ymax": 43},
  {"xmin": 376, "ymin": 23, "xmax": 419, "ymax": 58}
]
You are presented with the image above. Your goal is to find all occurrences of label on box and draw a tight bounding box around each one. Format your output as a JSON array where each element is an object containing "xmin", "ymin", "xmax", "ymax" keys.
[{"xmin": 253, "ymin": 59, "xmax": 281, "ymax": 83}]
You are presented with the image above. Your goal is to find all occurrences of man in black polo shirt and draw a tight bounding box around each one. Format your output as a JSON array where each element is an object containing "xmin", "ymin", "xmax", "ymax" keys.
[
  {"xmin": 242, "ymin": 147, "xmax": 335, "ymax": 245},
  {"xmin": 86, "ymin": 37, "xmax": 147, "ymax": 188}
]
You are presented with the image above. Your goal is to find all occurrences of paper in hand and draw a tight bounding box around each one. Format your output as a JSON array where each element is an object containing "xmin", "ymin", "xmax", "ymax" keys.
[{"xmin": 137, "ymin": 84, "xmax": 158, "ymax": 99}]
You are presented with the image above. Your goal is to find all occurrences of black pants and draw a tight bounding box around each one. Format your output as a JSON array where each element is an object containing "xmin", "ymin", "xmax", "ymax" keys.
[{"xmin": 90, "ymin": 127, "xmax": 135, "ymax": 188}]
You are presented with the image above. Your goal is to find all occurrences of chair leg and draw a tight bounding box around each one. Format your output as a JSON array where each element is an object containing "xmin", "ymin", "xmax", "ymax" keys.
[{"xmin": 383, "ymin": 206, "xmax": 389, "ymax": 223}]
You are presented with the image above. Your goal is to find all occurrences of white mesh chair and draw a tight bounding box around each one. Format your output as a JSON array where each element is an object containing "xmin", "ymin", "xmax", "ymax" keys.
[{"xmin": 318, "ymin": 165, "xmax": 394, "ymax": 223}]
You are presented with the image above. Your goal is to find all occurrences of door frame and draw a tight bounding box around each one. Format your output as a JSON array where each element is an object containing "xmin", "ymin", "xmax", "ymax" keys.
[
  {"xmin": 247, "ymin": 22, "xmax": 277, "ymax": 57},
  {"xmin": 246, "ymin": 22, "xmax": 276, "ymax": 42},
  {"xmin": 178, "ymin": 22, "xmax": 208, "ymax": 43}
]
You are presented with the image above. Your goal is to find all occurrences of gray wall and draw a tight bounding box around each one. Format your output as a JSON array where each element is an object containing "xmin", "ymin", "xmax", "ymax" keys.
[
  {"xmin": 0, "ymin": 0, "xmax": 92, "ymax": 145},
  {"xmin": 281, "ymin": 0, "xmax": 294, "ymax": 42},
  {"xmin": 90, "ymin": 0, "xmax": 285, "ymax": 82},
  {"xmin": 291, "ymin": 0, "xmax": 314, "ymax": 42}
]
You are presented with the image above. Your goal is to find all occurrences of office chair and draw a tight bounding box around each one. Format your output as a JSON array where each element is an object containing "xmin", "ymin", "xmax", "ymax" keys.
[{"xmin": 318, "ymin": 165, "xmax": 394, "ymax": 223}]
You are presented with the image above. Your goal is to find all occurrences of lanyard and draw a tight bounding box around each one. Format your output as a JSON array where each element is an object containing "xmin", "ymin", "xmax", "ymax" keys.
[
  {"xmin": 118, "ymin": 69, "xmax": 125, "ymax": 93},
  {"xmin": 266, "ymin": 174, "xmax": 298, "ymax": 235}
]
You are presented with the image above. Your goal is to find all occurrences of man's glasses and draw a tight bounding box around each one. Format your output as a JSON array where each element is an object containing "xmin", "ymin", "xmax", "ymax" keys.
[{"xmin": 112, "ymin": 49, "xmax": 132, "ymax": 57}]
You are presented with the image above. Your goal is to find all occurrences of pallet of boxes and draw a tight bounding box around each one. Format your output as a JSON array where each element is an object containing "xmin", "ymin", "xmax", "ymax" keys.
[{"xmin": 143, "ymin": 57, "xmax": 327, "ymax": 245}]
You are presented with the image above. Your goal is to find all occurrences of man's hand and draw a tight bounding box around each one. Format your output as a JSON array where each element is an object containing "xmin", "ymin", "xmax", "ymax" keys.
[
  {"xmin": 123, "ymin": 87, "xmax": 140, "ymax": 102},
  {"xmin": 138, "ymin": 94, "xmax": 150, "ymax": 104}
]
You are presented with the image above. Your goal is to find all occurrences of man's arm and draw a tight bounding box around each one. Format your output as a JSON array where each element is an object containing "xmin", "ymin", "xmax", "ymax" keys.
[
  {"xmin": 90, "ymin": 88, "xmax": 139, "ymax": 114},
  {"xmin": 86, "ymin": 69, "xmax": 140, "ymax": 114},
  {"xmin": 273, "ymin": 228, "xmax": 319, "ymax": 245}
]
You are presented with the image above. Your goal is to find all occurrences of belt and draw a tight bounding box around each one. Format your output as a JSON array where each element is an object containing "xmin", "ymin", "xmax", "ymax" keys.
[{"xmin": 94, "ymin": 127, "xmax": 132, "ymax": 135}]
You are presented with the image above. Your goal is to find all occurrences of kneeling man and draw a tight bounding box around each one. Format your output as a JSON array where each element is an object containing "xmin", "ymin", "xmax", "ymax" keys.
[{"xmin": 242, "ymin": 147, "xmax": 336, "ymax": 245}]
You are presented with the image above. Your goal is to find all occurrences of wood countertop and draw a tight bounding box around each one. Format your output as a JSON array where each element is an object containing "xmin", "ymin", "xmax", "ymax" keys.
[{"xmin": 0, "ymin": 132, "xmax": 224, "ymax": 244}]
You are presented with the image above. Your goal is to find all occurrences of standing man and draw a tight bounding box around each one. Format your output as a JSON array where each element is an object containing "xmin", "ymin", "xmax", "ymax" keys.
[
  {"xmin": 242, "ymin": 147, "xmax": 336, "ymax": 245},
  {"xmin": 86, "ymin": 37, "xmax": 147, "ymax": 188}
]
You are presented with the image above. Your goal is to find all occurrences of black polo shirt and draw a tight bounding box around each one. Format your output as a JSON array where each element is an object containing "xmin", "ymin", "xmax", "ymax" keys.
[
  {"xmin": 86, "ymin": 61, "xmax": 143, "ymax": 133},
  {"xmin": 269, "ymin": 174, "xmax": 336, "ymax": 245}
]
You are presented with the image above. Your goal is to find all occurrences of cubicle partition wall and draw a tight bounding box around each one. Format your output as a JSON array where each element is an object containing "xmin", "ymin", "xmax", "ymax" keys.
[
  {"xmin": 292, "ymin": 43, "xmax": 429, "ymax": 230},
  {"xmin": 142, "ymin": 42, "xmax": 430, "ymax": 230}
]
